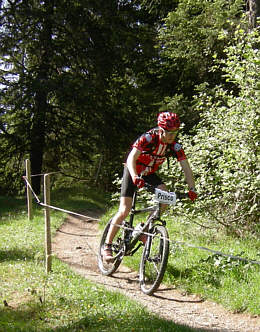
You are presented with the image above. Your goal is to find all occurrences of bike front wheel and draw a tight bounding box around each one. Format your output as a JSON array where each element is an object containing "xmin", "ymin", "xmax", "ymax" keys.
[
  {"xmin": 139, "ymin": 225, "xmax": 169, "ymax": 295},
  {"xmin": 97, "ymin": 218, "xmax": 125, "ymax": 276}
]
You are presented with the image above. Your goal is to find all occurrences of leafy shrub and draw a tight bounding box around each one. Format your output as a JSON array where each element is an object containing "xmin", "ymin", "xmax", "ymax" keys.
[{"xmin": 177, "ymin": 25, "xmax": 259, "ymax": 235}]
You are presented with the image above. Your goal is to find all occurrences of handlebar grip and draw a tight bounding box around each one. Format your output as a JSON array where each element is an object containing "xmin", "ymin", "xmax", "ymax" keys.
[{"xmin": 175, "ymin": 192, "xmax": 189, "ymax": 199}]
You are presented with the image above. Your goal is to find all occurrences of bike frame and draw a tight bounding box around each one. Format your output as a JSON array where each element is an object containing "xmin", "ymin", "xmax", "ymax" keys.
[
  {"xmin": 98, "ymin": 184, "xmax": 187, "ymax": 294},
  {"xmin": 129, "ymin": 189, "xmax": 160, "ymax": 221},
  {"xmin": 125, "ymin": 189, "xmax": 164, "ymax": 255}
]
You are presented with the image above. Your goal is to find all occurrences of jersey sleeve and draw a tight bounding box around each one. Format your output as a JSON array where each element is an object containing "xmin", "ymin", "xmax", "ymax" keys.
[
  {"xmin": 132, "ymin": 133, "xmax": 154, "ymax": 152},
  {"xmin": 171, "ymin": 142, "xmax": 186, "ymax": 161}
]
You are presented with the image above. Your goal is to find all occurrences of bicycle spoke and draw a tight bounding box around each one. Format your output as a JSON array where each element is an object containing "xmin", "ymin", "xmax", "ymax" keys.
[
  {"xmin": 97, "ymin": 219, "xmax": 125, "ymax": 276},
  {"xmin": 139, "ymin": 226, "xmax": 169, "ymax": 295}
]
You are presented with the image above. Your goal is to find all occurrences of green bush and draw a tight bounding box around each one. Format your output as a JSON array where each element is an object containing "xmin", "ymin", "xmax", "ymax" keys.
[{"xmin": 180, "ymin": 25, "xmax": 259, "ymax": 234}]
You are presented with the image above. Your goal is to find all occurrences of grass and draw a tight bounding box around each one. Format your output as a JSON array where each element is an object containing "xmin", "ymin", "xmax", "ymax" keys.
[
  {"xmin": 0, "ymin": 186, "xmax": 199, "ymax": 332},
  {"xmin": 100, "ymin": 201, "xmax": 260, "ymax": 316},
  {"xmin": 164, "ymin": 219, "xmax": 260, "ymax": 314}
]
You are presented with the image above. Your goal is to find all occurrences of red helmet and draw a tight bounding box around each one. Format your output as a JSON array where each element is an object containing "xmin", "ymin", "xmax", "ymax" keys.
[{"xmin": 157, "ymin": 112, "xmax": 180, "ymax": 130}]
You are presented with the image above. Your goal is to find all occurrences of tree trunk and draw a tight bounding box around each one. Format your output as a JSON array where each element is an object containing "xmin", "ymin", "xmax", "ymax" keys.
[
  {"xmin": 30, "ymin": 1, "xmax": 54, "ymax": 194},
  {"xmin": 30, "ymin": 87, "xmax": 48, "ymax": 194},
  {"xmin": 248, "ymin": 0, "xmax": 259, "ymax": 29}
]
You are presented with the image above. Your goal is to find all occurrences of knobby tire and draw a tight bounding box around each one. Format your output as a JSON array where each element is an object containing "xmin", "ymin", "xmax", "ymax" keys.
[
  {"xmin": 97, "ymin": 218, "xmax": 124, "ymax": 276},
  {"xmin": 139, "ymin": 225, "xmax": 169, "ymax": 295}
]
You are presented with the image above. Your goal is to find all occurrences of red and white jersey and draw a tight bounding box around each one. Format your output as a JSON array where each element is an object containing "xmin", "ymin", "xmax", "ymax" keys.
[{"xmin": 132, "ymin": 127, "xmax": 186, "ymax": 176}]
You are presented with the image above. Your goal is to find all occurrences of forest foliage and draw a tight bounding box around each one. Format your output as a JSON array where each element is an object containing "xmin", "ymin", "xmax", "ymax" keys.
[{"xmin": 0, "ymin": 0, "xmax": 259, "ymax": 234}]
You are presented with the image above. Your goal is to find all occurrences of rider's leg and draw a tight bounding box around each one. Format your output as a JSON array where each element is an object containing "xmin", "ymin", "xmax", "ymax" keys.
[
  {"xmin": 103, "ymin": 167, "xmax": 135, "ymax": 261},
  {"xmin": 103, "ymin": 196, "xmax": 132, "ymax": 262},
  {"xmin": 105, "ymin": 196, "xmax": 133, "ymax": 244}
]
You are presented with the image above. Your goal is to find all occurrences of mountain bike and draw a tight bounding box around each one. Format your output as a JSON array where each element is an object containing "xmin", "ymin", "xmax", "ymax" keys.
[{"xmin": 97, "ymin": 184, "xmax": 187, "ymax": 295}]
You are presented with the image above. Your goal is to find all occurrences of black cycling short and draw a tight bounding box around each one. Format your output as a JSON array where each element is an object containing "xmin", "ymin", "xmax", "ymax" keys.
[{"xmin": 120, "ymin": 166, "xmax": 164, "ymax": 198}]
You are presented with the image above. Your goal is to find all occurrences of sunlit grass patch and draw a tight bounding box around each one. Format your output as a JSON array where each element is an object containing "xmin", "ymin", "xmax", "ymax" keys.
[{"xmin": 0, "ymin": 188, "xmax": 197, "ymax": 332}]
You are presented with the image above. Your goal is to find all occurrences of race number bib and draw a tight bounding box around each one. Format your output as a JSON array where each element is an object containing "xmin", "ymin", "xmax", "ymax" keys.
[{"xmin": 154, "ymin": 189, "xmax": 176, "ymax": 205}]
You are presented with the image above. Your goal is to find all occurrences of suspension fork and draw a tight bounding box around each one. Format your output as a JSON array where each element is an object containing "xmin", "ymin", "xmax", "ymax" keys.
[
  {"xmin": 143, "ymin": 203, "xmax": 165, "ymax": 260},
  {"xmin": 142, "ymin": 213, "xmax": 156, "ymax": 260}
]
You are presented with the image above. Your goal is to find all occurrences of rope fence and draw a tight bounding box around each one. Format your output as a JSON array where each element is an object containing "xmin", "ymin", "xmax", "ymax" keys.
[
  {"xmin": 22, "ymin": 175, "xmax": 100, "ymax": 221},
  {"xmin": 110, "ymin": 223, "xmax": 260, "ymax": 266},
  {"xmin": 22, "ymin": 160, "xmax": 260, "ymax": 271}
]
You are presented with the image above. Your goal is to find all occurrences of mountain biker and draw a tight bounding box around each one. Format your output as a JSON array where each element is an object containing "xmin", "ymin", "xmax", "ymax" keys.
[{"xmin": 103, "ymin": 112, "xmax": 197, "ymax": 262}]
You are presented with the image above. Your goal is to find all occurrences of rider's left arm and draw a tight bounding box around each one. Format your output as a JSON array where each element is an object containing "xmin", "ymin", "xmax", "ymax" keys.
[{"xmin": 179, "ymin": 159, "xmax": 195, "ymax": 190}]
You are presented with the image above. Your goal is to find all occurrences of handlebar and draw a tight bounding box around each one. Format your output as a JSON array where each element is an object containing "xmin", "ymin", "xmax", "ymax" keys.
[
  {"xmin": 144, "ymin": 183, "xmax": 188, "ymax": 200},
  {"xmin": 144, "ymin": 183, "xmax": 156, "ymax": 193},
  {"xmin": 175, "ymin": 192, "xmax": 189, "ymax": 200}
]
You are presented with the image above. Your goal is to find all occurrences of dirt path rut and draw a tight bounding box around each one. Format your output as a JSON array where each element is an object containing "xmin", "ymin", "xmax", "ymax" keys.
[{"xmin": 52, "ymin": 212, "xmax": 260, "ymax": 332}]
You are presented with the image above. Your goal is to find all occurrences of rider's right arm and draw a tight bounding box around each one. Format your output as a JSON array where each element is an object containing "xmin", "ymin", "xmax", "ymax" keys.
[{"xmin": 126, "ymin": 147, "xmax": 142, "ymax": 181}]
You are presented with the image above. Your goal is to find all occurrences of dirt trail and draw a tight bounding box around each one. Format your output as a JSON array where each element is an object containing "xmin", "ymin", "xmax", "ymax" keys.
[{"xmin": 52, "ymin": 211, "xmax": 260, "ymax": 332}]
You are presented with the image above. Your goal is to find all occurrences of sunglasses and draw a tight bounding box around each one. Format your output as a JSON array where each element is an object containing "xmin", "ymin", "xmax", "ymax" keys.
[{"xmin": 163, "ymin": 129, "xmax": 179, "ymax": 135}]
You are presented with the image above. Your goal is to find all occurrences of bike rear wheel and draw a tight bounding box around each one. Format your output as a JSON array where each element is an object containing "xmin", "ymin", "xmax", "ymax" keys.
[
  {"xmin": 97, "ymin": 218, "xmax": 125, "ymax": 276},
  {"xmin": 139, "ymin": 225, "xmax": 169, "ymax": 295}
]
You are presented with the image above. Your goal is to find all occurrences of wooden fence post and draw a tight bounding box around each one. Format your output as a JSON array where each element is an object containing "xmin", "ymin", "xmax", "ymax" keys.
[
  {"xmin": 25, "ymin": 159, "xmax": 33, "ymax": 220},
  {"xmin": 44, "ymin": 174, "xmax": 52, "ymax": 273}
]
